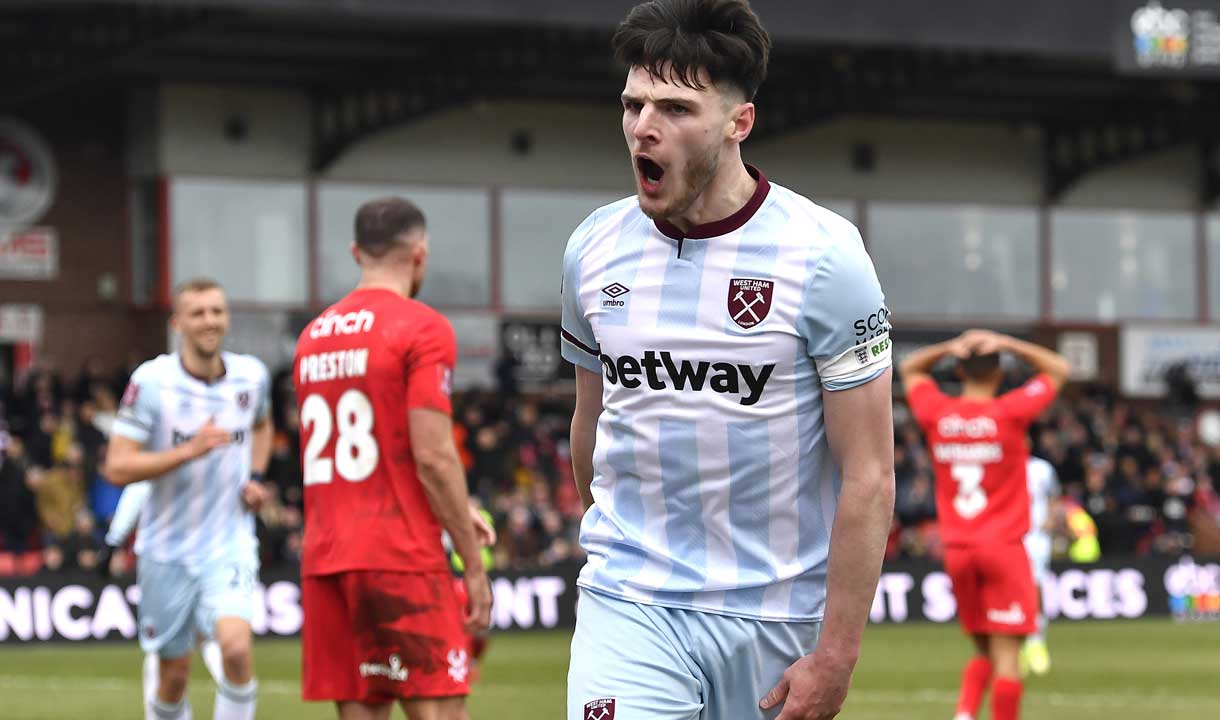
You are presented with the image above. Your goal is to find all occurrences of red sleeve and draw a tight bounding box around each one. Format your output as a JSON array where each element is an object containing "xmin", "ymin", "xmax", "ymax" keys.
[
  {"xmin": 905, "ymin": 379, "xmax": 947, "ymax": 429},
  {"xmin": 996, "ymin": 373, "xmax": 1057, "ymax": 425},
  {"xmin": 405, "ymin": 310, "xmax": 457, "ymax": 415}
]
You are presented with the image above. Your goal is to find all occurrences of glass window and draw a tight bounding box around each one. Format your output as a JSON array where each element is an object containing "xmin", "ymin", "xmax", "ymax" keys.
[
  {"xmin": 867, "ymin": 203, "xmax": 1040, "ymax": 320},
  {"xmin": 170, "ymin": 177, "xmax": 308, "ymax": 304},
  {"xmin": 1052, "ymin": 209, "xmax": 1195, "ymax": 321},
  {"xmin": 448, "ymin": 310, "xmax": 498, "ymax": 389},
  {"xmin": 501, "ymin": 189, "xmax": 627, "ymax": 310},
  {"xmin": 317, "ymin": 183, "xmax": 491, "ymax": 307}
]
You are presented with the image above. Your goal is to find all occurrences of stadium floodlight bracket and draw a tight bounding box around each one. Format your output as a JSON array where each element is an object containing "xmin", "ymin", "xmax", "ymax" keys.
[{"xmin": 1041, "ymin": 114, "xmax": 1196, "ymax": 203}]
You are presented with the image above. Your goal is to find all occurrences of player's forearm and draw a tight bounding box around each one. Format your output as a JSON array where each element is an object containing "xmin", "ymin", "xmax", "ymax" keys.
[
  {"xmin": 898, "ymin": 341, "xmax": 956, "ymax": 379},
  {"xmin": 570, "ymin": 415, "xmax": 597, "ymax": 511},
  {"xmin": 999, "ymin": 336, "xmax": 1071, "ymax": 386},
  {"xmin": 817, "ymin": 464, "xmax": 895, "ymax": 665},
  {"xmin": 417, "ymin": 454, "xmax": 485, "ymax": 575},
  {"xmin": 104, "ymin": 481, "xmax": 152, "ymax": 545},
  {"xmin": 104, "ymin": 445, "xmax": 194, "ymax": 486},
  {"xmin": 250, "ymin": 418, "xmax": 273, "ymax": 475}
]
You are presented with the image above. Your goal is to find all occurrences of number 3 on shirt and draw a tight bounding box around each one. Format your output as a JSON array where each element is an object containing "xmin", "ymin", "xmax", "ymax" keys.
[
  {"xmin": 301, "ymin": 390, "xmax": 379, "ymax": 485},
  {"xmin": 951, "ymin": 463, "xmax": 987, "ymax": 519}
]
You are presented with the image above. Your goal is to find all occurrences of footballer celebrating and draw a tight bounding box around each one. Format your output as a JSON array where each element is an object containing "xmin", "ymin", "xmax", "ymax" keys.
[
  {"xmin": 562, "ymin": 2, "xmax": 896, "ymax": 718},
  {"xmin": 105, "ymin": 279, "xmax": 273, "ymax": 720}
]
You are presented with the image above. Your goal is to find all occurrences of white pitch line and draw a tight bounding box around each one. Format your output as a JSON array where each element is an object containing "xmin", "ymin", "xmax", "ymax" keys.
[
  {"xmin": 0, "ymin": 675, "xmax": 299, "ymax": 695},
  {"xmin": 847, "ymin": 688, "xmax": 1220, "ymax": 711},
  {"xmin": 2, "ymin": 676, "xmax": 1218, "ymax": 711}
]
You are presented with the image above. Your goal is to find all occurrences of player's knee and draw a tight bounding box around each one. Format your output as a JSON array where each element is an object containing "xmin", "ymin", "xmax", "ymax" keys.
[
  {"xmin": 158, "ymin": 657, "xmax": 192, "ymax": 701},
  {"xmin": 216, "ymin": 620, "xmax": 253, "ymax": 658},
  {"xmin": 220, "ymin": 633, "xmax": 251, "ymax": 658},
  {"xmin": 401, "ymin": 697, "xmax": 466, "ymax": 720},
  {"xmin": 217, "ymin": 634, "xmax": 253, "ymax": 679},
  {"xmin": 221, "ymin": 642, "xmax": 252, "ymax": 675}
]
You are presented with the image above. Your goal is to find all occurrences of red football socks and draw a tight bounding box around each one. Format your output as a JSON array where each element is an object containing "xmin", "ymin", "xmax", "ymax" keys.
[
  {"xmin": 956, "ymin": 656, "xmax": 993, "ymax": 717},
  {"xmin": 991, "ymin": 676, "xmax": 1024, "ymax": 720}
]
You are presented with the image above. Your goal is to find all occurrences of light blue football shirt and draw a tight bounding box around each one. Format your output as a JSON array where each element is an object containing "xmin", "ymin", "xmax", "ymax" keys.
[{"xmin": 561, "ymin": 167, "xmax": 892, "ymax": 621}]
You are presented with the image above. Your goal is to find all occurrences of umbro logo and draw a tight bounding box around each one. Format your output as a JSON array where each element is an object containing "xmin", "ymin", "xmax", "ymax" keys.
[{"xmin": 602, "ymin": 283, "xmax": 630, "ymax": 307}]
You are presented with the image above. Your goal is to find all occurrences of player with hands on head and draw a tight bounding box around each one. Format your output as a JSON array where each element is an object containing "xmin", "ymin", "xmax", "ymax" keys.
[{"xmin": 899, "ymin": 328, "xmax": 1070, "ymax": 720}]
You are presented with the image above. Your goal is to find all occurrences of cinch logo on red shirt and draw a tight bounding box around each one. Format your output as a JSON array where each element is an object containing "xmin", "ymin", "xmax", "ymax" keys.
[{"xmin": 310, "ymin": 309, "xmax": 375, "ymax": 338}]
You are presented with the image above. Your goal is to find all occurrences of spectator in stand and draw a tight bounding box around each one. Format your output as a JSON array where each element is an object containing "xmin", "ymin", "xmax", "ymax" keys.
[
  {"xmin": 42, "ymin": 507, "xmax": 102, "ymax": 572},
  {"xmin": 4, "ymin": 352, "xmax": 1220, "ymax": 573},
  {"xmin": 0, "ymin": 434, "xmax": 38, "ymax": 553}
]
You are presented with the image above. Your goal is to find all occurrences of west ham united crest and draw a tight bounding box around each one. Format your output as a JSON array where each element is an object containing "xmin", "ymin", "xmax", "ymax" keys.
[
  {"xmin": 584, "ymin": 698, "xmax": 615, "ymax": 720},
  {"xmin": 236, "ymin": 390, "xmax": 250, "ymax": 410},
  {"xmin": 727, "ymin": 278, "xmax": 773, "ymax": 329}
]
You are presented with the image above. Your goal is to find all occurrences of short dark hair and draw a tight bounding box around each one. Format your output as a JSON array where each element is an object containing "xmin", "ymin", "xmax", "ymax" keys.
[
  {"xmin": 960, "ymin": 352, "xmax": 1001, "ymax": 380},
  {"xmin": 612, "ymin": 0, "xmax": 771, "ymax": 101},
  {"xmin": 171, "ymin": 277, "xmax": 223, "ymax": 312},
  {"xmin": 354, "ymin": 197, "xmax": 427, "ymax": 258}
]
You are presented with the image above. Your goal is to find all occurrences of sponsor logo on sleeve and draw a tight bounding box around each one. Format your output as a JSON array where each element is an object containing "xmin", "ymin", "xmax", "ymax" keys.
[{"xmin": 853, "ymin": 306, "xmax": 891, "ymax": 341}]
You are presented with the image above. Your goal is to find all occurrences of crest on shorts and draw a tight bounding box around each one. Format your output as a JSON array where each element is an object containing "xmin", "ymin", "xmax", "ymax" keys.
[
  {"xmin": 236, "ymin": 390, "xmax": 250, "ymax": 410},
  {"xmin": 727, "ymin": 278, "xmax": 773, "ymax": 329},
  {"xmin": 584, "ymin": 698, "xmax": 615, "ymax": 720}
]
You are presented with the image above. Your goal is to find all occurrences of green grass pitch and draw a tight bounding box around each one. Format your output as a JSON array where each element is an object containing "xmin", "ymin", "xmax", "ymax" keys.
[{"xmin": 1, "ymin": 619, "xmax": 1217, "ymax": 719}]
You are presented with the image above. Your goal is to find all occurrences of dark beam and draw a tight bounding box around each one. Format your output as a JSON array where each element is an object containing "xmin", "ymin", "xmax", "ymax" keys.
[
  {"xmin": 1203, "ymin": 136, "xmax": 1220, "ymax": 207},
  {"xmin": 1041, "ymin": 114, "xmax": 1200, "ymax": 202}
]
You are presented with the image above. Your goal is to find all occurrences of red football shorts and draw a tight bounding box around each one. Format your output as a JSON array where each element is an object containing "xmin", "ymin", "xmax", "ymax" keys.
[
  {"xmin": 943, "ymin": 542, "xmax": 1038, "ymax": 636},
  {"xmin": 301, "ymin": 570, "xmax": 471, "ymax": 703}
]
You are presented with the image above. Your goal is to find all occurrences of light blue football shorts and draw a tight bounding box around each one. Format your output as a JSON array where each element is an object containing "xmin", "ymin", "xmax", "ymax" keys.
[
  {"xmin": 137, "ymin": 553, "xmax": 259, "ymax": 658},
  {"xmin": 567, "ymin": 587, "xmax": 822, "ymax": 720}
]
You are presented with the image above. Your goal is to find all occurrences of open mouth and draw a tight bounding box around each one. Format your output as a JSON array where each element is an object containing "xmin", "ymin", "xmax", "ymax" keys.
[{"xmin": 636, "ymin": 155, "xmax": 665, "ymax": 193}]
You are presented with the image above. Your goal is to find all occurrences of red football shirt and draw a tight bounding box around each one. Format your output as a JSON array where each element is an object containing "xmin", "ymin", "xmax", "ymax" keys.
[
  {"xmin": 906, "ymin": 374, "xmax": 1057, "ymax": 547},
  {"xmin": 293, "ymin": 288, "xmax": 456, "ymax": 577}
]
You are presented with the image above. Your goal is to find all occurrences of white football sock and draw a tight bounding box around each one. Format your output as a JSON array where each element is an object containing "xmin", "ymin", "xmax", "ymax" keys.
[
  {"xmin": 200, "ymin": 640, "xmax": 224, "ymax": 684},
  {"xmin": 150, "ymin": 698, "xmax": 191, "ymax": 720},
  {"xmin": 143, "ymin": 653, "xmax": 159, "ymax": 719},
  {"xmin": 213, "ymin": 677, "xmax": 257, "ymax": 720}
]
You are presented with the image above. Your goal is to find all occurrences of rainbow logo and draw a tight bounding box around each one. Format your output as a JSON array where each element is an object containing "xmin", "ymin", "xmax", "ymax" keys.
[
  {"xmin": 1164, "ymin": 557, "xmax": 1220, "ymax": 621},
  {"xmin": 1131, "ymin": 1, "xmax": 1191, "ymax": 68}
]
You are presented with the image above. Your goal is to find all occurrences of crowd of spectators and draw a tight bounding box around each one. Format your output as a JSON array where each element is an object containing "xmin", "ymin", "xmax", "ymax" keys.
[
  {"xmin": 3, "ymin": 356, "xmax": 1220, "ymax": 577},
  {"xmin": 892, "ymin": 380, "xmax": 1220, "ymax": 561}
]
